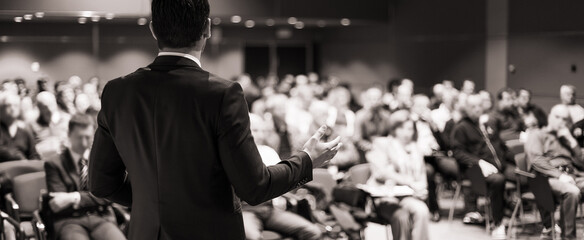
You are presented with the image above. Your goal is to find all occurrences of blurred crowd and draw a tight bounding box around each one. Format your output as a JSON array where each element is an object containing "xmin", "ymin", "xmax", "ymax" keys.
[{"xmin": 2, "ymin": 72, "xmax": 584, "ymax": 240}]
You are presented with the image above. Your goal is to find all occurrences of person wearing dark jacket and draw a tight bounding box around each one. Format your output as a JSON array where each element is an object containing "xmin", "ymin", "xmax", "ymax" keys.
[
  {"xmin": 45, "ymin": 114, "xmax": 125, "ymax": 240},
  {"xmin": 87, "ymin": 1, "xmax": 341, "ymax": 239},
  {"xmin": 451, "ymin": 94, "xmax": 516, "ymax": 240}
]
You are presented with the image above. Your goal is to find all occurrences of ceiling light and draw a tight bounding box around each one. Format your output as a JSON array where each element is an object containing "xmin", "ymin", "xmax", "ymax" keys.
[
  {"xmin": 245, "ymin": 20, "xmax": 255, "ymax": 28},
  {"xmin": 35, "ymin": 12, "xmax": 44, "ymax": 18},
  {"xmin": 137, "ymin": 18, "xmax": 148, "ymax": 25},
  {"xmin": 266, "ymin": 19, "xmax": 275, "ymax": 27},
  {"xmin": 14, "ymin": 17, "xmax": 23, "ymax": 23},
  {"xmin": 212, "ymin": 17, "xmax": 221, "ymax": 25},
  {"xmin": 105, "ymin": 13, "xmax": 115, "ymax": 20},
  {"xmin": 317, "ymin": 20, "xmax": 326, "ymax": 28},
  {"xmin": 231, "ymin": 15, "xmax": 241, "ymax": 23},
  {"xmin": 78, "ymin": 17, "xmax": 87, "ymax": 24},
  {"xmin": 23, "ymin": 14, "xmax": 33, "ymax": 20},
  {"xmin": 287, "ymin": 17, "xmax": 297, "ymax": 25},
  {"xmin": 91, "ymin": 15, "xmax": 100, "ymax": 22},
  {"xmin": 340, "ymin": 18, "xmax": 351, "ymax": 26},
  {"xmin": 80, "ymin": 11, "xmax": 93, "ymax": 17},
  {"xmin": 0, "ymin": 36, "xmax": 8, "ymax": 42},
  {"xmin": 294, "ymin": 21, "xmax": 304, "ymax": 29}
]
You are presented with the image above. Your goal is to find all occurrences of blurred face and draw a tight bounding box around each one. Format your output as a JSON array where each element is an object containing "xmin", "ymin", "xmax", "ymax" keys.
[
  {"xmin": 465, "ymin": 95, "xmax": 484, "ymax": 120},
  {"xmin": 411, "ymin": 96, "xmax": 430, "ymax": 116},
  {"xmin": 69, "ymin": 125, "xmax": 94, "ymax": 155},
  {"xmin": 517, "ymin": 90, "xmax": 530, "ymax": 108},
  {"xmin": 0, "ymin": 95, "xmax": 21, "ymax": 123},
  {"xmin": 498, "ymin": 92, "xmax": 515, "ymax": 110},
  {"xmin": 479, "ymin": 91, "xmax": 492, "ymax": 111},
  {"xmin": 395, "ymin": 120, "xmax": 415, "ymax": 144},
  {"xmin": 249, "ymin": 116, "xmax": 267, "ymax": 145},
  {"xmin": 560, "ymin": 86, "xmax": 575, "ymax": 105},
  {"xmin": 548, "ymin": 106, "xmax": 570, "ymax": 131},
  {"xmin": 362, "ymin": 88, "xmax": 382, "ymax": 109}
]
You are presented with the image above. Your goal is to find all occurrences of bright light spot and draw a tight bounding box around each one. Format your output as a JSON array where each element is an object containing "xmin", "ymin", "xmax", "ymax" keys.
[
  {"xmin": 212, "ymin": 17, "xmax": 221, "ymax": 25},
  {"xmin": 245, "ymin": 20, "xmax": 255, "ymax": 28},
  {"xmin": 231, "ymin": 15, "xmax": 242, "ymax": 23},
  {"xmin": 31, "ymin": 62, "xmax": 40, "ymax": 72},
  {"xmin": 78, "ymin": 17, "xmax": 87, "ymax": 24},
  {"xmin": 14, "ymin": 17, "xmax": 23, "ymax": 23},
  {"xmin": 137, "ymin": 18, "xmax": 148, "ymax": 25},
  {"xmin": 23, "ymin": 14, "xmax": 33, "ymax": 20},
  {"xmin": 294, "ymin": 21, "xmax": 304, "ymax": 29},
  {"xmin": 105, "ymin": 13, "xmax": 115, "ymax": 20},
  {"xmin": 91, "ymin": 15, "xmax": 100, "ymax": 22},
  {"xmin": 80, "ymin": 11, "xmax": 93, "ymax": 17},
  {"xmin": 35, "ymin": 12, "xmax": 44, "ymax": 18},
  {"xmin": 287, "ymin": 17, "xmax": 297, "ymax": 25},
  {"xmin": 340, "ymin": 18, "xmax": 351, "ymax": 26}
]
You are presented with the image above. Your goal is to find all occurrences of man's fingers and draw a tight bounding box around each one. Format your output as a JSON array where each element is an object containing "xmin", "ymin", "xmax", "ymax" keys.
[
  {"xmin": 311, "ymin": 125, "xmax": 328, "ymax": 141},
  {"xmin": 322, "ymin": 136, "xmax": 341, "ymax": 150}
]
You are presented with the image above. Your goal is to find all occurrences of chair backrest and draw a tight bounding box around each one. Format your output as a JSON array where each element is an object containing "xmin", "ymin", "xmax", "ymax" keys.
[
  {"xmin": 345, "ymin": 163, "xmax": 371, "ymax": 185},
  {"xmin": 506, "ymin": 139, "xmax": 524, "ymax": 156},
  {"xmin": 12, "ymin": 171, "xmax": 46, "ymax": 214},
  {"xmin": 466, "ymin": 164, "xmax": 488, "ymax": 196},
  {"xmin": 0, "ymin": 160, "xmax": 44, "ymax": 181},
  {"xmin": 514, "ymin": 153, "xmax": 528, "ymax": 172}
]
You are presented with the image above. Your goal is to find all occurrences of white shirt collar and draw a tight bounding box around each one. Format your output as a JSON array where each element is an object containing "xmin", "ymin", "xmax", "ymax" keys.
[{"xmin": 158, "ymin": 52, "xmax": 202, "ymax": 68}]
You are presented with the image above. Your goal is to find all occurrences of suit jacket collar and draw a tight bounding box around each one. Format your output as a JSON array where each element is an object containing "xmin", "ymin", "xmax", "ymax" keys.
[
  {"xmin": 61, "ymin": 148, "xmax": 81, "ymax": 190},
  {"xmin": 147, "ymin": 56, "xmax": 202, "ymax": 71}
]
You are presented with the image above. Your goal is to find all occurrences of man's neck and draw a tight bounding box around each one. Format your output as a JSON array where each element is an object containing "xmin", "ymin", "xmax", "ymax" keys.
[{"xmin": 159, "ymin": 47, "xmax": 202, "ymax": 60}]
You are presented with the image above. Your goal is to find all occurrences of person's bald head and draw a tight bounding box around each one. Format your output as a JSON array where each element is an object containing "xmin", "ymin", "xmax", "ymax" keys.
[
  {"xmin": 560, "ymin": 85, "xmax": 576, "ymax": 105},
  {"xmin": 548, "ymin": 104, "xmax": 571, "ymax": 131},
  {"xmin": 463, "ymin": 94, "xmax": 484, "ymax": 121}
]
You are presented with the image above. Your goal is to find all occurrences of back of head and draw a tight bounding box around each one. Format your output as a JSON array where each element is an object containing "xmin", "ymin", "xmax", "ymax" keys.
[
  {"xmin": 68, "ymin": 113, "xmax": 95, "ymax": 134},
  {"xmin": 151, "ymin": 0, "xmax": 210, "ymax": 49}
]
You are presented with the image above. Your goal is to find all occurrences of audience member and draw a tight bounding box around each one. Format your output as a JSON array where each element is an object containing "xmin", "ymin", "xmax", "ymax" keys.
[
  {"xmin": 31, "ymin": 92, "xmax": 70, "ymax": 159},
  {"xmin": 366, "ymin": 110, "xmax": 430, "ymax": 240},
  {"xmin": 525, "ymin": 104, "xmax": 584, "ymax": 240},
  {"xmin": 44, "ymin": 114, "xmax": 125, "ymax": 240},
  {"xmin": 451, "ymin": 94, "xmax": 517, "ymax": 239},
  {"xmin": 488, "ymin": 88, "xmax": 524, "ymax": 141},
  {"xmin": 516, "ymin": 88, "xmax": 547, "ymax": 128},
  {"xmin": 572, "ymin": 118, "xmax": 584, "ymax": 148},
  {"xmin": 0, "ymin": 93, "xmax": 39, "ymax": 162},
  {"xmin": 560, "ymin": 85, "xmax": 584, "ymax": 123},
  {"xmin": 354, "ymin": 87, "xmax": 391, "ymax": 162},
  {"xmin": 242, "ymin": 114, "xmax": 322, "ymax": 240},
  {"xmin": 55, "ymin": 83, "xmax": 77, "ymax": 115}
]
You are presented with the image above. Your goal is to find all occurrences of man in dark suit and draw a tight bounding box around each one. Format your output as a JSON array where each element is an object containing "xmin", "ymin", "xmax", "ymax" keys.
[
  {"xmin": 87, "ymin": 0, "xmax": 341, "ymax": 239},
  {"xmin": 45, "ymin": 114, "xmax": 125, "ymax": 240}
]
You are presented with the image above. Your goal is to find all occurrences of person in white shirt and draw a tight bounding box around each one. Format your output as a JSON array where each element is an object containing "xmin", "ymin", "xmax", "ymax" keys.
[{"xmin": 560, "ymin": 85, "xmax": 584, "ymax": 123}]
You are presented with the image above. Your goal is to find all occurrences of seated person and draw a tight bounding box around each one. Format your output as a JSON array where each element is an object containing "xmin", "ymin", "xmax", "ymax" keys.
[
  {"xmin": 44, "ymin": 114, "xmax": 125, "ymax": 240},
  {"xmin": 451, "ymin": 94, "xmax": 517, "ymax": 240},
  {"xmin": 353, "ymin": 87, "xmax": 391, "ymax": 162},
  {"xmin": 308, "ymin": 101, "xmax": 359, "ymax": 172},
  {"xmin": 526, "ymin": 104, "xmax": 584, "ymax": 240},
  {"xmin": 366, "ymin": 110, "xmax": 429, "ymax": 240},
  {"xmin": 488, "ymin": 88, "xmax": 524, "ymax": 141},
  {"xmin": 560, "ymin": 85, "xmax": 584, "ymax": 123},
  {"xmin": 242, "ymin": 114, "xmax": 321, "ymax": 240},
  {"xmin": 30, "ymin": 92, "xmax": 70, "ymax": 159},
  {"xmin": 0, "ymin": 92, "xmax": 39, "ymax": 162}
]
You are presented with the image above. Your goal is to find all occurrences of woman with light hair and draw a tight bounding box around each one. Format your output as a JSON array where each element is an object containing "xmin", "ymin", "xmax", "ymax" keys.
[{"xmin": 366, "ymin": 110, "xmax": 429, "ymax": 240}]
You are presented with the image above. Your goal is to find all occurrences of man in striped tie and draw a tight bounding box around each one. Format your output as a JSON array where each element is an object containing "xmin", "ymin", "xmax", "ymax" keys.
[{"xmin": 44, "ymin": 114, "xmax": 125, "ymax": 240}]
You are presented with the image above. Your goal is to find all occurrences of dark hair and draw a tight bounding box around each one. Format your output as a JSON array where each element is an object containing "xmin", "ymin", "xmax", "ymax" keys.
[
  {"xmin": 151, "ymin": 0, "xmax": 210, "ymax": 49},
  {"xmin": 496, "ymin": 87, "xmax": 516, "ymax": 100},
  {"xmin": 68, "ymin": 114, "xmax": 95, "ymax": 134},
  {"xmin": 387, "ymin": 78, "xmax": 402, "ymax": 93}
]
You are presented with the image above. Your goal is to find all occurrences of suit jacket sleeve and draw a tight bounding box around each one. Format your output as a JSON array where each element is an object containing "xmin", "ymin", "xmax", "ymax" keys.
[
  {"xmin": 217, "ymin": 82, "xmax": 312, "ymax": 205},
  {"xmin": 88, "ymin": 84, "xmax": 132, "ymax": 207},
  {"xmin": 525, "ymin": 130, "xmax": 563, "ymax": 178}
]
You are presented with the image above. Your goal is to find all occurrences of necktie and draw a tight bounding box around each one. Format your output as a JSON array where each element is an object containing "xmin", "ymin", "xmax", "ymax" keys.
[
  {"xmin": 79, "ymin": 157, "xmax": 88, "ymax": 191},
  {"xmin": 479, "ymin": 124, "xmax": 502, "ymax": 169}
]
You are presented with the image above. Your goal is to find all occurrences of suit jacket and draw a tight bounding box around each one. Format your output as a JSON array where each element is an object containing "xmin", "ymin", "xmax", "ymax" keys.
[
  {"xmin": 88, "ymin": 56, "xmax": 313, "ymax": 240},
  {"xmin": 44, "ymin": 148, "xmax": 111, "ymax": 219}
]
